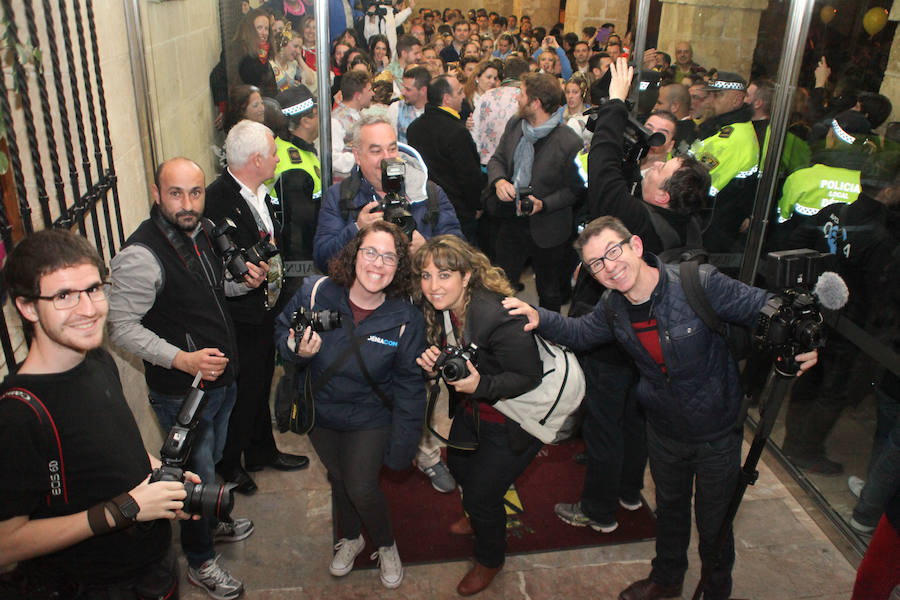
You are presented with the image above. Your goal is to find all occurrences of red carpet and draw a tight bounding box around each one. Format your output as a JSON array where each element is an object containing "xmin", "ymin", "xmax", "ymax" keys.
[{"xmin": 339, "ymin": 438, "xmax": 657, "ymax": 567}]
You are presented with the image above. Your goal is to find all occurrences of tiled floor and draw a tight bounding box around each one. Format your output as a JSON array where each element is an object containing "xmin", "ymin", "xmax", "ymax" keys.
[{"xmin": 176, "ymin": 428, "xmax": 860, "ymax": 600}]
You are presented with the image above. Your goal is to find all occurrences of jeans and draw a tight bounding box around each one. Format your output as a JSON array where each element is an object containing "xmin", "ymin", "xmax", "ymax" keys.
[
  {"xmin": 579, "ymin": 356, "xmax": 646, "ymax": 524},
  {"xmin": 647, "ymin": 424, "xmax": 741, "ymax": 600},
  {"xmin": 150, "ymin": 382, "xmax": 237, "ymax": 567},
  {"xmin": 309, "ymin": 425, "xmax": 394, "ymax": 548},
  {"xmin": 447, "ymin": 412, "xmax": 542, "ymax": 568},
  {"xmin": 853, "ymin": 389, "xmax": 900, "ymax": 527}
]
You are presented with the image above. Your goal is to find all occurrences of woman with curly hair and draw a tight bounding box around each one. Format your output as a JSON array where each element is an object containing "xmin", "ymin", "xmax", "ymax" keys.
[
  {"xmin": 233, "ymin": 8, "xmax": 277, "ymax": 97},
  {"xmin": 270, "ymin": 27, "xmax": 303, "ymax": 91},
  {"xmin": 274, "ymin": 221, "xmax": 426, "ymax": 590},
  {"xmin": 413, "ymin": 235, "xmax": 542, "ymax": 596}
]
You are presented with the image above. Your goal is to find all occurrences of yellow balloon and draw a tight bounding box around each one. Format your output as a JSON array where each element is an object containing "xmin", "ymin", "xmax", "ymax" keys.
[
  {"xmin": 863, "ymin": 7, "xmax": 888, "ymax": 36},
  {"xmin": 820, "ymin": 5, "xmax": 836, "ymax": 24}
]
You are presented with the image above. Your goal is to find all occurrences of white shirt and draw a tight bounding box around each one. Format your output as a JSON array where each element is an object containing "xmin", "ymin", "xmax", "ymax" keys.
[{"xmin": 228, "ymin": 167, "xmax": 274, "ymax": 235}]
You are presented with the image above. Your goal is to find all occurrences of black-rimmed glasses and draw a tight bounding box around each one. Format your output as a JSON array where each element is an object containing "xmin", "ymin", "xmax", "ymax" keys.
[
  {"xmin": 584, "ymin": 237, "xmax": 632, "ymax": 273},
  {"xmin": 32, "ymin": 282, "xmax": 111, "ymax": 310}
]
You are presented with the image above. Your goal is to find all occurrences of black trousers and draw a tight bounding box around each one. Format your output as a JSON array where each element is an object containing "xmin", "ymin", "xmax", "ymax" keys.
[
  {"xmin": 310, "ymin": 424, "xmax": 395, "ymax": 548},
  {"xmin": 447, "ymin": 412, "xmax": 542, "ymax": 568},
  {"xmin": 219, "ymin": 310, "xmax": 278, "ymax": 475},
  {"xmin": 494, "ymin": 217, "xmax": 569, "ymax": 313}
]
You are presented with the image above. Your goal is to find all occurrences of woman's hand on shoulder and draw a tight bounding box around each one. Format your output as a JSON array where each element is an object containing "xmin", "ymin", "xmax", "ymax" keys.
[
  {"xmin": 290, "ymin": 326, "xmax": 322, "ymax": 358},
  {"xmin": 448, "ymin": 360, "xmax": 480, "ymax": 395},
  {"xmin": 416, "ymin": 345, "xmax": 441, "ymax": 375}
]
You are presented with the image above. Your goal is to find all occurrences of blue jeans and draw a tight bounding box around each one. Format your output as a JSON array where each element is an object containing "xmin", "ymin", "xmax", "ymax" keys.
[
  {"xmin": 647, "ymin": 424, "xmax": 741, "ymax": 600},
  {"xmin": 149, "ymin": 383, "xmax": 237, "ymax": 568},
  {"xmin": 853, "ymin": 389, "xmax": 900, "ymax": 527},
  {"xmin": 579, "ymin": 356, "xmax": 646, "ymax": 524}
]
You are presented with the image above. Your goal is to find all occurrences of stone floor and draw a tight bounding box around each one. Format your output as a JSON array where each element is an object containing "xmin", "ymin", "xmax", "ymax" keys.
[{"xmin": 175, "ymin": 427, "xmax": 860, "ymax": 600}]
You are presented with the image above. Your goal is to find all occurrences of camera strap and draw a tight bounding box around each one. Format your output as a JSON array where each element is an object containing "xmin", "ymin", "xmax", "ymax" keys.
[
  {"xmin": 424, "ymin": 311, "xmax": 480, "ymax": 451},
  {"xmin": 151, "ymin": 208, "xmax": 216, "ymax": 286},
  {"xmin": 344, "ymin": 318, "xmax": 394, "ymax": 410},
  {"xmin": 0, "ymin": 387, "xmax": 69, "ymax": 508}
]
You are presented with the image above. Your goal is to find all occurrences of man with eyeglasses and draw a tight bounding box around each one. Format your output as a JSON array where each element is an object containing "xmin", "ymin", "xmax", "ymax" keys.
[
  {"xmin": 107, "ymin": 155, "xmax": 266, "ymax": 599},
  {"xmin": 0, "ymin": 229, "xmax": 194, "ymax": 597},
  {"xmin": 506, "ymin": 216, "xmax": 818, "ymax": 600}
]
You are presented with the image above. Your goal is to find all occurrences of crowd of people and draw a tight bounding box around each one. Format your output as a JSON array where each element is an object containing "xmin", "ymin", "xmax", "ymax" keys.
[{"xmin": 1, "ymin": 2, "xmax": 899, "ymax": 600}]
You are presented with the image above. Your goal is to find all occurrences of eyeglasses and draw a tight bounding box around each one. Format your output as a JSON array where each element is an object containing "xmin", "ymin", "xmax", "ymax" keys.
[
  {"xmin": 584, "ymin": 237, "xmax": 632, "ymax": 273},
  {"xmin": 32, "ymin": 282, "xmax": 111, "ymax": 310},
  {"xmin": 358, "ymin": 246, "xmax": 398, "ymax": 267}
]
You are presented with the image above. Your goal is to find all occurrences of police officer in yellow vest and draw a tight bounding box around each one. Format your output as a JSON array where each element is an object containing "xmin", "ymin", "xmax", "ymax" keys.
[
  {"xmin": 777, "ymin": 111, "xmax": 876, "ymax": 224},
  {"xmin": 689, "ymin": 72, "xmax": 760, "ymax": 252},
  {"xmin": 271, "ymin": 85, "xmax": 322, "ymax": 297}
]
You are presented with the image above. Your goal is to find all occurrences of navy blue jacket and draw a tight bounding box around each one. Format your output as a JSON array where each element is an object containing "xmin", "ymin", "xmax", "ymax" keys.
[
  {"xmin": 537, "ymin": 254, "xmax": 769, "ymax": 442},
  {"xmin": 274, "ymin": 276, "xmax": 427, "ymax": 469}
]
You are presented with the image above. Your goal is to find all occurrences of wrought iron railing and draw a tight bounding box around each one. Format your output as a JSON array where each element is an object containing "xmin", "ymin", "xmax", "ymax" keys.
[{"xmin": 0, "ymin": 0, "xmax": 123, "ymax": 372}]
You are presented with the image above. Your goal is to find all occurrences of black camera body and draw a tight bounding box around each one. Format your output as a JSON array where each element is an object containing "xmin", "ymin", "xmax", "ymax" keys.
[
  {"xmin": 368, "ymin": 3, "xmax": 391, "ymax": 16},
  {"xmin": 211, "ymin": 218, "xmax": 280, "ymax": 281},
  {"xmin": 290, "ymin": 306, "xmax": 342, "ymax": 333},
  {"xmin": 754, "ymin": 250, "xmax": 830, "ymax": 375},
  {"xmin": 584, "ymin": 99, "xmax": 665, "ymax": 186},
  {"xmin": 375, "ymin": 158, "xmax": 417, "ymax": 237},
  {"xmin": 518, "ymin": 186, "xmax": 534, "ymax": 216},
  {"xmin": 149, "ymin": 378, "xmax": 235, "ymax": 521},
  {"xmin": 433, "ymin": 344, "xmax": 478, "ymax": 383}
]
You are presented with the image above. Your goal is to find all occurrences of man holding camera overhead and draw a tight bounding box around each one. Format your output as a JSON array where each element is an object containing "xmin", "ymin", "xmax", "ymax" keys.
[
  {"xmin": 108, "ymin": 152, "xmax": 268, "ymax": 599},
  {"xmin": 0, "ymin": 229, "xmax": 194, "ymax": 598},
  {"xmin": 313, "ymin": 111, "xmax": 462, "ymax": 273},
  {"xmin": 487, "ymin": 71, "xmax": 584, "ymax": 311}
]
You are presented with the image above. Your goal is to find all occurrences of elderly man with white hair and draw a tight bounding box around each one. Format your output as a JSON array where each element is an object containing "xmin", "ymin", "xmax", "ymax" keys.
[{"xmin": 205, "ymin": 119, "xmax": 311, "ymax": 499}]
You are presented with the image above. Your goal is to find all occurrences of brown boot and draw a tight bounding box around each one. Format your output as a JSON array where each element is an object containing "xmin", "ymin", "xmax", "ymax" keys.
[
  {"xmin": 457, "ymin": 562, "xmax": 502, "ymax": 596},
  {"xmin": 449, "ymin": 515, "xmax": 474, "ymax": 535},
  {"xmin": 618, "ymin": 578, "xmax": 683, "ymax": 600}
]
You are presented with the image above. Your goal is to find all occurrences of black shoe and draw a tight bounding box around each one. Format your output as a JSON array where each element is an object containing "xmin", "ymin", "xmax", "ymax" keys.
[
  {"xmin": 246, "ymin": 451, "xmax": 310, "ymax": 472},
  {"xmin": 224, "ymin": 466, "xmax": 258, "ymax": 495}
]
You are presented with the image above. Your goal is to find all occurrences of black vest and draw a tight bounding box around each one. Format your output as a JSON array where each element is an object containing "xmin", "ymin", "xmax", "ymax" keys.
[{"xmin": 124, "ymin": 208, "xmax": 239, "ymax": 394}]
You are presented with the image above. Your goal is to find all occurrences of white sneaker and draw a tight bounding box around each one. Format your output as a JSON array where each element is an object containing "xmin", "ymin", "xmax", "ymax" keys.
[
  {"xmin": 187, "ymin": 554, "xmax": 244, "ymax": 600},
  {"xmin": 371, "ymin": 542, "xmax": 404, "ymax": 588},
  {"xmin": 329, "ymin": 535, "xmax": 365, "ymax": 576},
  {"xmin": 848, "ymin": 475, "xmax": 865, "ymax": 498}
]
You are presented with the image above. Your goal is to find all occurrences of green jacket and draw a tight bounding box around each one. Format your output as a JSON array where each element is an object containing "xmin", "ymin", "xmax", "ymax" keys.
[{"xmin": 777, "ymin": 163, "xmax": 861, "ymax": 223}]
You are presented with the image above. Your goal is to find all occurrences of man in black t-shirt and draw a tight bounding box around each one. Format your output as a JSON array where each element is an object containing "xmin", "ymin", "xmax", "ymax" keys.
[{"xmin": 0, "ymin": 229, "xmax": 193, "ymax": 597}]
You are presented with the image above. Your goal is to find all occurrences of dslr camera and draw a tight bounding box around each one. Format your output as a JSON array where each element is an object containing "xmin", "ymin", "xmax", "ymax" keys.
[
  {"xmin": 375, "ymin": 159, "xmax": 417, "ymax": 237},
  {"xmin": 754, "ymin": 249, "xmax": 834, "ymax": 375},
  {"xmin": 584, "ymin": 98, "xmax": 666, "ymax": 186},
  {"xmin": 149, "ymin": 375, "xmax": 235, "ymax": 521},
  {"xmin": 433, "ymin": 344, "xmax": 478, "ymax": 383},
  {"xmin": 211, "ymin": 218, "xmax": 280, "ymax": 281},
  {"xmin": 290, "ymin": 306, "xmax": 342, "ymax": 333}
]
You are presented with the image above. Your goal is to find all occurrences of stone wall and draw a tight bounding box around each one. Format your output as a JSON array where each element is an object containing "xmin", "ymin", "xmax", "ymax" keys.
[
  {"xmin": 657, "ymin": 0, "xmax": 768, "ymax": 80},
  {"xmin": 563, "ymin": 0, "xmax": 630, "ymax": 41}
]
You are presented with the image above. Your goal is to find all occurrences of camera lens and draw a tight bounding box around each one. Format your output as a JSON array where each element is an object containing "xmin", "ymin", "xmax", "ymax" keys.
[{"xmin": 183, "ymin": 481, "xmax": 234, "ymax": 522}]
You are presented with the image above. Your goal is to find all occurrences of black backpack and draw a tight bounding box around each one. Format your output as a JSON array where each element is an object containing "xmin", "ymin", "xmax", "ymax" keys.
[
  {"xmin": 338, "ymin": 170, "xmax": 441, "ymax": 229},
  {"xmin": 646, "ymin": 205, "xmax": 709, "ymax": 265}
]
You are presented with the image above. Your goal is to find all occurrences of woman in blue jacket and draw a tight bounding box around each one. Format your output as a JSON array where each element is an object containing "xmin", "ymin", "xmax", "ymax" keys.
[
  {"xmin": 413, "ymin": 235, "xmax": 543, "ymax": 596},
  {"xmin": 274, "ymin": 221, "xmax": 426, "ymax": 590}
]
